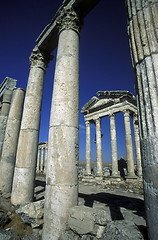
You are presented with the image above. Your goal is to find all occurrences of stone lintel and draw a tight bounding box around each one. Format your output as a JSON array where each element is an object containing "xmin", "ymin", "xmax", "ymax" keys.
[
  {"xmin": 36, "ymin": 0, "xmax": 101, "ymax": 53},
  {"xmin": 97, "ymin": 90, "xmax": 135, "ymax": 100}
]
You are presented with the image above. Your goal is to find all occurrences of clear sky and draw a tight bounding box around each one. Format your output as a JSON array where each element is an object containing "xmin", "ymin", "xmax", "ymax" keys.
[{"xmin": 0, "ymin": 0, "xmax": 136, "ymax": 162}]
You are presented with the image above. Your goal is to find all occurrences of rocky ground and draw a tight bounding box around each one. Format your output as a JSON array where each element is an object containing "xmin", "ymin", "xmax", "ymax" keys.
[{"xmin": 0, "ymin": 176, "xmax": 148, "ymax": 239}]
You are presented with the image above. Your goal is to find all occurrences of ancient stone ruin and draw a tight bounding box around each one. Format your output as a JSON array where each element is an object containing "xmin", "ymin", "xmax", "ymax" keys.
[
  {"xmin": 81, "ymin": 90, "xmax": 142, "ymax": 179},
  {"xmin": 0, "ymin": 0, "xmax": 158, "ymax": 239}
]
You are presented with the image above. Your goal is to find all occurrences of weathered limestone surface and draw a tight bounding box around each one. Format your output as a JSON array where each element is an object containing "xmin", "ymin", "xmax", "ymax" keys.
[
  {"xmin": 0, "ymin": 78, "xmax": 17, "ymax": 158},
  {"xmin": 85, "ymin": 121, "xmax": 91, "ymax": 175},
  {"xmin": 126, "ymin": 0, "xmax": 158, "ymax": 238},
  {"xmin": 42, "ymin": 7, "xmax": 80, "ymax": 240},
  {"xmin": 95, "ymin": 118, "xmax": 103, "ymax": 176},
  {"xmin": 0, "ymin": 88, "xmax": 25, "ymax": 193},
  {"xmin": 110, "ymin": 114, "xmax": 119, "ymax": 177},
  {"xmin": 123, "ymin": 110, "xmax": 135, "ymax": 177},
  {"xmin": 11, "ymin": 47, "xmax": 50, "ymax": 205}
]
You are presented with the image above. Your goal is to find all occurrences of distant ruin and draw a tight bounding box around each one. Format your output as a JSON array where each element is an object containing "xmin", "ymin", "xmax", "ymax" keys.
[{"xmin": 0, "ymin": 0, "xmax": 158, "ymax": 239}]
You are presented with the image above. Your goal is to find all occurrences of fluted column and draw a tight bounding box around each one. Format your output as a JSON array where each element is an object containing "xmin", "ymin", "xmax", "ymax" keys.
[
  {"xmin": 0, "ymin": 88, "xmax": 25, "ymax": 193},
  {"xmin": 133, "ymin": 113, "xmax": 142, "ymax": 177},
  {"xmin": 42, "ymin": 7, "xmax": 81, "ymax": 240},
  {"xmin": 126, "ymin": 1, "xmax": 158, "ymax": 238},
  {"xmin": 95, "ymin": 118, "xmax": 103, "ymax": 176},
  {"xmin": 110, "ymin": 114, "xmax": 119, "ymax": 177},
  {"xmin": 11, "ymin": 46, "xmax": 50, "ymax": 205},
  {"xmin": 0, "ymin": 88, "xmax": 13, "ymax": 158},
  {"xmin": 85, "ymin": 120, "xmax": 91, "ymax": 175},
  {"xmin": 123, "ymin": 110, "xmax": 135, "ymax": 177}
]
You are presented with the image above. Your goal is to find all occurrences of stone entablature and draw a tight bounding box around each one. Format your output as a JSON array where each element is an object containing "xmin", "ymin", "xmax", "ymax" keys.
[{"xmin": 81, "ymin": 90, "xmax": 137, "ymax": 122}]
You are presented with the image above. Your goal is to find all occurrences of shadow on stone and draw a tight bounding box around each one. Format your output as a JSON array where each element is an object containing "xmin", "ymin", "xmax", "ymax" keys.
[{"xmin": 79, "ymin": 192, "xmax": 145, "ymax": 221}]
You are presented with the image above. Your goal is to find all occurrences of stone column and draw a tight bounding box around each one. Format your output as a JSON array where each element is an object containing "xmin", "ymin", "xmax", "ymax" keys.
[
  {"xmin": 42, "ymin": 7, "xmax": 81, "ymax": 240},
  {"xmin": 95, "ymin": 118, "xmax": 103, "ymax": 176},
  {"xmin": 0, "ymin": 88, "xmax": 13, "ymax": 158},
  {"xmin": 0, "ymin": 88, "xmax": 25, "ymax": 193},
  {"xmin": 110, "ymin": 114, "xmax": 119, "ymax": 177},
  {"xmin": 126, "ymin": 1, "xmax": 158, "ymax": 237},
  {"xmin": 36, "ymin": 147, "xmax": 41, "ymax": 173},
  {"xmin": 133, "ymin": 113, "xmax": 142, "ymax": 177},
  {"xmin": 44, "ymin": 145, "xmax": 48, "ymax": 173},
  {"xmin": 40, "ymin": 147, "xmax": 44, "ymax": 172},
  {"xmin": 85, "ymin": 120, "xmax": 91, "ymax": 175},
  {"xmin": 11, "ymin": 46, "xmax": 50, "ymax": 205},
  {"xmin": 123, "ymin": 110, "xmax": 135, "ymax": 177}
]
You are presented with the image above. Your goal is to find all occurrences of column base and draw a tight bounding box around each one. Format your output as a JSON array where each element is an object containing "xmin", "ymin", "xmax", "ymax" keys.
[
  {"xmin": 125, "ymin": 174, "xmax": 138, "ymax": 182},
  {"xmin": 110, "ymin": 176, "xmax": 121, "ymax": 181},
  {"xmin": 95, "ymin": 176, "xmax": 103, "ymax": 181}
]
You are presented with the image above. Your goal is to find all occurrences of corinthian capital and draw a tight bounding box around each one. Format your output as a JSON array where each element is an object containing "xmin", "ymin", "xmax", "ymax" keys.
[
  {"xmin": 56, "ymin": 7, "xmax": 81, "ymax": 34},
  {"xmin": 30, "ymin": 46, "xmax": 52, "ymax": 70}
]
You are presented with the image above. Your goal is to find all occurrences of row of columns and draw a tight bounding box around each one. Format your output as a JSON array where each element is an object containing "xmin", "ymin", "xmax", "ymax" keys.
[
  {"xmin": 85, "ymin": 110, "xmax": 142, "ymax": 178},
  {"xmin": 0, "ymin": 0, "xmax": 157, "ymax": 238},
  {"xmin": 0, "ymin": 6, "xmax": 80, "ymax": 240}
]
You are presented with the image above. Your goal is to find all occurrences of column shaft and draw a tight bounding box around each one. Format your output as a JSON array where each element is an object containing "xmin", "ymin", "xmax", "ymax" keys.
[
  {"xmin": 40, "ymin": 147, "xmax": 44, "ymax": 172},
  {"xmin": 95, "ymin": 118, "xmax": 103, "ymax": 176},
  {"xmin": 110, "ymin": 114, "xmax": 119, "ymax": 176},
  {"xmin": 0, "ymin": 88, "xmax": 13, "ymax": 158},
  {"xmin": 126, "ymin": 1, "xmax": 158, "ymax": 237},
  {"xmin": 11, "ymin": 47, "xmax": 49, "ymax": 205},
  {"xmin": 133, "ymin": 114, "xmax": 142, "ymax": 177},
  {"xmin": 36, "ymin": 147, "xmax": 41, "ymax": 173},
  {"xmin": 0, "ymin": 88, "xmax": 25, "ymax": 193},
  {"xmin": 124, "ymin": 111, "xmax": 135, "ymax": 177},
  {"xmin": 85, "ymin": 121, "xmax": 91, "ymax": 175},
  {"xmin": 42, "ymin": 7, "xmax": 81, "ymax": 240}
]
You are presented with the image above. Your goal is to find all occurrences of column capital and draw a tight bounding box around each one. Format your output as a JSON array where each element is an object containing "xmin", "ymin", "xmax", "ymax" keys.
[
  {"xmin": 132, "ymin": 112, "xmax": 138, "ymax": 120},
  {"xmin": 56, "ymin": 7, "xmax": 82, "ymax": 34},
  {"xmin": 95, "ymin": 118, "xmax": 101, "ymax": 124},
  {"xmin": 123, "ymin": 109, "xmax": 130, "ymax": 117},
  {"xmin": 85, "ymin": 120, "xmax": 90, "ymax": 127},
  {"xmin": 29, "ymin": 46, "xmax": 52, "ymax": 71},
  {"xmin": 109, "ymin": 113, "xmax": 115, "ymax": 118}
]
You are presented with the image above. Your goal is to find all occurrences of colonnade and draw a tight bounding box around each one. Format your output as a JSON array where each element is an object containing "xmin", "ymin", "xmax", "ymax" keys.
[
  {"xmin": 0, "ymin": 0, "xmax": 158, "ymax": 238},
  {"xmin": 85, "ymin": 110, "xmax": 142, "ymax": 178}
]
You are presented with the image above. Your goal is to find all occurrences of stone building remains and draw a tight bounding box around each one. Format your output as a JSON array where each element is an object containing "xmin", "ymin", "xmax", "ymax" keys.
[
  {"xmin": 0, "ymin": 0, "xmax": 158, "ymax": 239},
  {"xmin": 81, "ymin": 90, "xmax": 142, "ymax": 179}
]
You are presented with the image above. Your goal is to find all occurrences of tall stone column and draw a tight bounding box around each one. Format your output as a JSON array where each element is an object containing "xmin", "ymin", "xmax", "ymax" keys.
[
  {"xmin": 11, "ymin": 46, "xmax": 50, "ymax": 205},
  {"xmin": 36, "ymin": 147, "xmax": 41, "ymax": 173},
  {"xmin": 85, "ymin": 120, "xmax": 91, "ymax": 175},
  {"xmin": 40, "ymin": 146, "xmax": 44, "ymax": 172},
  {"xmin": 95, "ymin": 118, "xmax": 103, "ymax": 176},
  {"xmin": 110, "ymin": 114, "xmax": 119, "ymax": 177},
  {"xmin": 126, "ymin": 1, "xmax": 158, "ymax": 237},
  {"xmin": 133, "ymin": 113, "xmax": 142, "ymax": 177},
  {"xmin": 42, "ymin": 7, "xmax": 81, "ymax": 240},
  {"xmin": 0, "ymin": 88, "xmax": 25, "ymax": 193},
  {"xmin": 123, "ymin": 110, "xmax": 135, "ymax": 177},
  {"xmin": 0, "ymin": 88, "xmax": 13, "ymax": 158}
]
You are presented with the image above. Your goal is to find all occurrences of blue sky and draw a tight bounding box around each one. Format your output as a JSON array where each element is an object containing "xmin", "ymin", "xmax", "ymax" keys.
[{"xmin": 0, "ymin": 0, "xmax": 136, "ymax": 162}]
